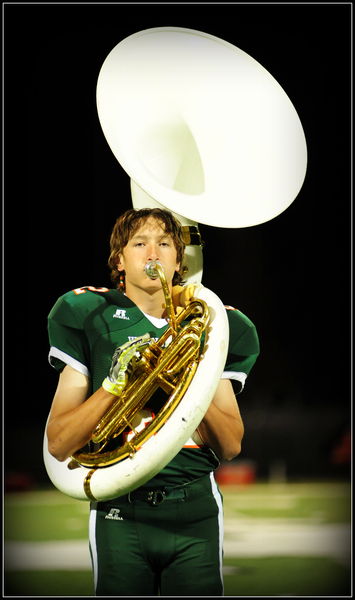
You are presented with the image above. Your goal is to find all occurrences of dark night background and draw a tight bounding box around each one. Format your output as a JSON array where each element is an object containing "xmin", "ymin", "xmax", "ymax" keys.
[{"xmin": 4, "ymin": 3, "xmax": 351, "ymax": 488}]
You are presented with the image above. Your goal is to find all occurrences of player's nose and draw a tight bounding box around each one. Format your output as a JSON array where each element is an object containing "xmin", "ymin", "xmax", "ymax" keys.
[{"xmin": 146, "ymin": 243, "xmax": 159, "ymax": 261}]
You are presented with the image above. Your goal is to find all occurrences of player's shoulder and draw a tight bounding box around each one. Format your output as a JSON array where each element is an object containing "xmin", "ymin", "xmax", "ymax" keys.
[
  {"xmin": 224, "ymin": 304, "xmax": 256, "ymax": 330},
  {"xmin": 224, "ymin": 303, "xmax": 260, "ymax": 354},
  {"xmin": 48, "ymin": 285, "xmax": 130, "ymax": 320},
  {"xmin": 57, "ymin": 285, "xmax": 113, "ymax": 308},
  {"xmin": 67, "ymin": 285, "xmax": 116, "ymax": 303}
]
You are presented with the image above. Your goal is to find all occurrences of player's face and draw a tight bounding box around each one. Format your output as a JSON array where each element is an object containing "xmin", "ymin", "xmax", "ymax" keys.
[{"xmin": 117, "ymin": 217, "xmax": 180, "ymax": 293}]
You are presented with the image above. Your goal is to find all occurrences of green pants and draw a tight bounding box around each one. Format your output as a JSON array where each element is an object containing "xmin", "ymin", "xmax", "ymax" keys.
[{"xmin": 89, "ymin": 473, "xmax": 224, "ymax": 596}]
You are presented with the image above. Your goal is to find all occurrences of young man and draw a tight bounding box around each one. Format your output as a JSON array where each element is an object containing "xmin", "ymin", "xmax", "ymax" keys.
[{"xmin": 46, "ymin": 207, "xmax": 259, "ymax": 596}]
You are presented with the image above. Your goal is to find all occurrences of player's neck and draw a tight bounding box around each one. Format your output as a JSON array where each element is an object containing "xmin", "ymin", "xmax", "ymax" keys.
[{"xmin": 125, "ymin": 284, "xmax": 167, "ymax": 318}]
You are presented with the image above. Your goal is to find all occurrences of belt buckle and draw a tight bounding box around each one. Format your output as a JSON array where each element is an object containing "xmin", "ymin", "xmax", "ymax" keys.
[{"xmin": 147, "ymin": 490, "xmax": 166, "ymax": 506}]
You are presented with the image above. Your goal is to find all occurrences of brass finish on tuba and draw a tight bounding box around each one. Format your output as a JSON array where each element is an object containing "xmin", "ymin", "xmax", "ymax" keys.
[{"xmin": 70, "ymin": 260, "xmax": 209, "ymax": 470}]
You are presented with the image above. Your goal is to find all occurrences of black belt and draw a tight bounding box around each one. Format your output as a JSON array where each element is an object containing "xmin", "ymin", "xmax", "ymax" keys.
[{"xmin": 127, "ymin": 486, "xmax": 186, "ymax": 506}]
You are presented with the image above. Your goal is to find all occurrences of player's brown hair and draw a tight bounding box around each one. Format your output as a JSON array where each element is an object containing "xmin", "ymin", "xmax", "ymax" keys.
[{"xmin": 108, "ymin": 208, "xmax": 186, "ymax": 290}]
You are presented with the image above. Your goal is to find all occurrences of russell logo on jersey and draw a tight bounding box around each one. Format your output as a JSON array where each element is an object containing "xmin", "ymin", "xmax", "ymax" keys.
[{"xmin": 113, "ymin": 309, "xmax": 130, "ymax": 320}]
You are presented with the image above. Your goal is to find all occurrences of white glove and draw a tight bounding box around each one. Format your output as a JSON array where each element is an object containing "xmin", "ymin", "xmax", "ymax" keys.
[{"xmin": 102, "ymin": 333, "xmax": 152, "ymax": 396}]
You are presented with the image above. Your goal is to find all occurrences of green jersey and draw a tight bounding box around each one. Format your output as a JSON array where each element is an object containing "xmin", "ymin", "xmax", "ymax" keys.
[{"xmin": 48, "ymin": 285, "xmax": 259, "ymax": 487}]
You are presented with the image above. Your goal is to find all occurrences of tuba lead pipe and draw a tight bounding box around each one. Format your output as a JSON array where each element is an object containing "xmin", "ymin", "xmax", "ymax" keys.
[{"xmin": 145, "ymin": 261, "xmax": 177, "ymax": 333}]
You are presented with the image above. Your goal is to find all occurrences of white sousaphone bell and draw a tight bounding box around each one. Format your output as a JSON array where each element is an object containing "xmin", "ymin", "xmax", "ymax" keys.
[{"xmin": 43, "ymin": 27, "xmax": 307, "ymax": 501}]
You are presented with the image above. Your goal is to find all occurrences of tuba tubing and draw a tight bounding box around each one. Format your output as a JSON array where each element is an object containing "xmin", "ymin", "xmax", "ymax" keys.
[{"xmin": 43, "ymin": 285, "xmax": 229, "ymax": 502}]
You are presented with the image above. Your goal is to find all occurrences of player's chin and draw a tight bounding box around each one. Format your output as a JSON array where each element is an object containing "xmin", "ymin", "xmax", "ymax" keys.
[{"xmin": 144, "ymin": 279, "xmax": 162, "ymax": 293}]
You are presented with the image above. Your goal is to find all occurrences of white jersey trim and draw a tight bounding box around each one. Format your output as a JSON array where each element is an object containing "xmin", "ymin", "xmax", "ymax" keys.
[
  {"xmin": 48, "ymin": 347, "xmax": 90, "ymax": 378},
  {"xmin": 142, "ymin": 311, "xmax": 168, "ymax": 329},
  {"xmin": 221, "ymin": 370, "xmax": 247, "ymax": 390}
]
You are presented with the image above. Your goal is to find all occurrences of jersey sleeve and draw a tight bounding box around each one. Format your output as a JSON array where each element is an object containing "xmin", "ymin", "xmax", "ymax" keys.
[
  {"xmin": 47, "ymin": 292, "xmax": 91, "ymax": 377},
  {"xmin": 222, "ymin": 307, "xmax": 260, "ymax": 393}
]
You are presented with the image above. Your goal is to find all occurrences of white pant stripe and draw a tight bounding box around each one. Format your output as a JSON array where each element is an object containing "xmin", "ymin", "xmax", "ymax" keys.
[
  {"xmin": 88, "ymin": 507, "xmax": 98, "ymax": 591},
  {"xmin": 209, "ymin": 471, "xmax": 225, "ymax": 593}
]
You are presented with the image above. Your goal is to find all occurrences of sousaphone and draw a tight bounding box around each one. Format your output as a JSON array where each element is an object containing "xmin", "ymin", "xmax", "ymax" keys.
[{"xmin": 43, "ymin": 27, "xmax": 307, "ymax": 501}]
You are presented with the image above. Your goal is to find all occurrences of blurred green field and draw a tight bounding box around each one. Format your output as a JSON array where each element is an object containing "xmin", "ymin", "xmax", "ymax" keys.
[{"xmin": 4, "ymin": 481, "xmax": 352, "ymax": 596}]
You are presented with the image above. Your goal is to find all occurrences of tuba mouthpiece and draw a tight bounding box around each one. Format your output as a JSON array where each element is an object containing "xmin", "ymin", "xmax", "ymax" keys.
[{"xmin": 145, "ymin": 260, "xmax": 161, "ymax": 279}]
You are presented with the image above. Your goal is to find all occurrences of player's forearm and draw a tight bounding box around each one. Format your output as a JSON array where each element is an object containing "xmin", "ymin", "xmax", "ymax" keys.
[
  {"xmin": 47, "ymin": 388, "xmax": 116, "ymax": 461},
  {"xmin": 198, "ymin": 402, "xmax": 244, "ymax": 461}
]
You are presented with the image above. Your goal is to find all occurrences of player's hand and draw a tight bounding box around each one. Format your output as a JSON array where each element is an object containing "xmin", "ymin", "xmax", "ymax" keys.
[
  {"xmin": 102, "ymin": 334, "xmax": 152, "ymax": 396},
  {"xmin": 171, "ymin": 284, "xmax": 201, "ymax": 311}
]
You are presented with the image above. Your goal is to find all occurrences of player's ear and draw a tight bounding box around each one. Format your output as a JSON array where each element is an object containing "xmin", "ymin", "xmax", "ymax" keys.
[{"xmin": 117, "ymin": 254, "xmax": 125, "ymax": 271}]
